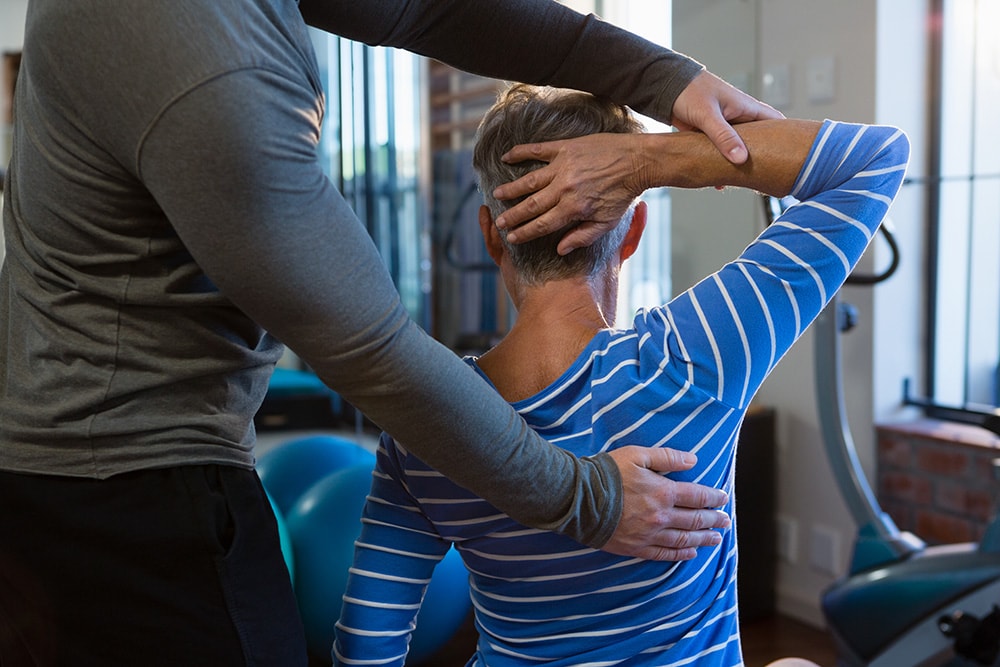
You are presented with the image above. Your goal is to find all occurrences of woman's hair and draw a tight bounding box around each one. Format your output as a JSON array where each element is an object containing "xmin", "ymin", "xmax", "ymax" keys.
[{"xmin": 472, "ymin": 84, "xmax": 643, "ymax": 284}]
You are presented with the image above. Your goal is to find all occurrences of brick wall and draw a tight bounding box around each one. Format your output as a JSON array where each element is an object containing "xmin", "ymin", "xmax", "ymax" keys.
[{"xmin": 876, "ymin": 420, "xmax": 1000, "ymax": 545}]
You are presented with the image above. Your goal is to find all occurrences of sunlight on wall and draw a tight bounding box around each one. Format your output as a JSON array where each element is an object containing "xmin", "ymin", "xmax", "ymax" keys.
[{"xmin": 562, "ymin": 0, "xmax": 676, "ymax": 327}]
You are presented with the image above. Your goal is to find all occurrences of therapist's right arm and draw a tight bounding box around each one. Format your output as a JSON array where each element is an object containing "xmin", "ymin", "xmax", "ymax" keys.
[{"xmin": 139, "ymin": 68, "xmax": 729, "ymax": 559}]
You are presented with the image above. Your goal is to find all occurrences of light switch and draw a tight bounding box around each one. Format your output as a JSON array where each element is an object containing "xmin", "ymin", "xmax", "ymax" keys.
[
  {"xmin": 807, "ymin": 56, "xmax": 836, "ymax": 104},
  {"xmin": 762, "ymin": 64, "xmax": 791, "ymax": 109}
]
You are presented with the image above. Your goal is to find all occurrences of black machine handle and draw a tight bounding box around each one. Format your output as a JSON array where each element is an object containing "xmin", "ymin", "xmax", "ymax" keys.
[
  {"xmin": 939, "ymin": 606, "xmax": 1000, "ymax": 666},
  {"xmin": 761, "ymin": 194, "xmax": 900, "ymax": 286}
]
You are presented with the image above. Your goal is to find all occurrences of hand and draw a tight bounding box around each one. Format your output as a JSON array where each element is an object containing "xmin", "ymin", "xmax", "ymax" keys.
[
  {"xmin": 601, "ymin": 446, "xmax": 730, "ymax": 561},
  {"xmin": 671, "ymin": 70, "xmax": 784, "ymax": 165},
  {"xmin": 492, "ymin": 133, "xmax": 647, "ymax": 255}
]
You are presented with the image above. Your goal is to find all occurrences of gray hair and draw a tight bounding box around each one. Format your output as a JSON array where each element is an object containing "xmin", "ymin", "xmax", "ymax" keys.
[{"xmin": 472, "ymin": 84, "xmax": 643, "ymax": 285}]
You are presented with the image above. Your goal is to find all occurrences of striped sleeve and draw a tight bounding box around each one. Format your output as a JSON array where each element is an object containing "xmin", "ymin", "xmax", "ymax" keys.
[
  {"xmin": 649, "ymin": 120, "xmax": 909, "ymax": 408},
  {"xmin": 332, "ymin": 437, "xmax": 454, "ymax": 666}
]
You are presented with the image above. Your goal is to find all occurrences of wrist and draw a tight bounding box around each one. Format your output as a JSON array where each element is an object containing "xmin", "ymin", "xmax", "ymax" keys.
[{"xmin": 637, "ymin": 132, "xmax": 714, "ymax": 190}]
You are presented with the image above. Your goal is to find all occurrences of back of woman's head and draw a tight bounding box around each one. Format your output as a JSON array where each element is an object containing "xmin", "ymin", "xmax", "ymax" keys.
[{"xmin": 473, "ymin": 84, "xmax": 643, "ymax": 284}]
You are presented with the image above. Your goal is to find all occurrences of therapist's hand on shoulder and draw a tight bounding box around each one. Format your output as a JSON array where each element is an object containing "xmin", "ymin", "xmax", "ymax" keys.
[{"xmin": 602, "ymin": 446, "xmax": 730, "ymax": 561}]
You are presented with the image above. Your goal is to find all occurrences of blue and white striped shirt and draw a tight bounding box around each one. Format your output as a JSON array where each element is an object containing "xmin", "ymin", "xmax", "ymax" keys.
[{"xmin": 332, "ymin": 120, "xmax": 910, "ymax": 666}]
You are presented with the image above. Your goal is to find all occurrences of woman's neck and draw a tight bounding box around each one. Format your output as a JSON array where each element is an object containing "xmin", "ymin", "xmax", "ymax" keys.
[{"xmin": 476, "ymin": 275, "xmax": 617, "ymax": 402}]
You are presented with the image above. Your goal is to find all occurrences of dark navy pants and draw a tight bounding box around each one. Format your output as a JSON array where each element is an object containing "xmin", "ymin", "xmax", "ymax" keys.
[{"xmin": 0, "ymin": 465, "xmax": 307, "ymax": 666}]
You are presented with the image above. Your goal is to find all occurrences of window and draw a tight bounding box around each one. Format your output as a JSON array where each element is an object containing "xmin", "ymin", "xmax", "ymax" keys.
[
  {"xmin": 310, "ymin": 31, "xmax": 431, "ymax": 330},
  {"xmin": 916, "ymin": 0, "xmax": 1000, "ymax": 423},
  {"xmin": 573, "ymin": 0, "xmax": 675, "ymax": 327}
]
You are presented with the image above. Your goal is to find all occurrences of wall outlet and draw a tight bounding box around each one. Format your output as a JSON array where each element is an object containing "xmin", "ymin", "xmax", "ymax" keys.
[
  {"xmin": 762, "ymin": 63, "xmax": 792, "ymax": 109},
  {"xmin": 776, "ymin": 515, "xmax": 799, "ymax": 564},
  {"xmin": 809, "ymin": 524, "xmax": 842, "ymax": 576},
  {"xmin": 806, "ymin": 55, "xmax": 837, "ymax": 104}
]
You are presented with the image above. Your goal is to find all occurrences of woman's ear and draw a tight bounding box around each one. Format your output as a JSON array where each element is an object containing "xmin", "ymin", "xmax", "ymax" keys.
[
  {"xmin": 619, "ymin": 201, "xmax": 648, "ymax": 262},
  {"xmin": 478, "ymin": 205, "xmax": 505, "ymax": 266}
]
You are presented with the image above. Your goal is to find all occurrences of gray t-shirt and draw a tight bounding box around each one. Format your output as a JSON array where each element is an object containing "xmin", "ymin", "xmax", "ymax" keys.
[{"xmin": 0, "ymin": 0, "xmax": 701, "ymax": 548}]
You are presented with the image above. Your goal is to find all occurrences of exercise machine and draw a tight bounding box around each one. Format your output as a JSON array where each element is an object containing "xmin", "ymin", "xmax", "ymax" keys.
[
  {"xmin": 763, "ymin": 196, "xmax": 1000, "ymax": 666},
  {"xmin": 816, "ymin": 290, "xmax": 1000, "ymax": 667}
]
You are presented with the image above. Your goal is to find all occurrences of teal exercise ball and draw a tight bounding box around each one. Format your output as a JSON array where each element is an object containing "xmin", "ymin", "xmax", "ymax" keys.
[
  {"xmin": 286, "ymin": 463, "xmax": 375, "ymax": 660},
  {"xmin": 286, "ymin": 463, "xmax": 471, "ymax": 664},
  {"xmin": 257, "ymin": 435, "xmax": 375, "ymax": 515},
  {"xmin": 265, "ymin": 490, "xmax": 295, "ymax": 584},
  {"xmin": 407, "ymin": 546, "xmax": 472, "ymax": 664}
]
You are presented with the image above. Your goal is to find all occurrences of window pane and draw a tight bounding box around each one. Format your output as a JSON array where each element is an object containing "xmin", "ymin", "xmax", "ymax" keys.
[
  {"xmin": 310, "ymin": 30, "xmax": 429, "ymax": 329},
  {"xmin": 932, "ymin": 0, "xmax": 1000, "ymax": 408}
]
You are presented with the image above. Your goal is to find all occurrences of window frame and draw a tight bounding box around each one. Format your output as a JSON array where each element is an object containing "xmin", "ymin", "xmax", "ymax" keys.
[{"xmin": 908, "ymin": 0, "xmax": 1000, "ymax": 434}]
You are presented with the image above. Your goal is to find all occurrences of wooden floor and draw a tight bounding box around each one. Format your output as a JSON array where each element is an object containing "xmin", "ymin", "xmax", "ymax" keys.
[
  {"xmin": 409, "ymin": 612, "xmax": 839, "ymax": 667},
  {"xmin": 741, "ymin": 614, "xmax": 839, "ymax": 667}
]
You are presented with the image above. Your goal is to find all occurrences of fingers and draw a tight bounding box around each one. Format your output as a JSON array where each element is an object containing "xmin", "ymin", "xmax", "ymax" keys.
[
  {"xmin": 499, "ymin": 141, "xmax": 564, "ymax": 174},
  {"xmin": 492, "ymin": 183, "xmax": 614, "ymax": 251},
  {"xmin": 599, "ymin": 447, "xmax": 732, "ymax": 562},
  {"xmin": 671, "ymin": 479, "xmax": 729, "ymax": 512},
  {"xmin": 700, "ymin": 92, "xmax": 785, "ymax": 164},
  {"xmin": 490, "ymin": 143, "xmax": 562, "ymax": 221},
  {"xmin": 555, "ymin": 222, "xmax": 615, "ymax": 256},
  {"xmin": 625, "ymin": 526, "xmax": 725, "ymax": 562},
  {"xmin": 664, "ymin": 503, "xmax": 731, "ymax": 531},
  {"xmin": 603, "ymin": 520, "xmax": 729, "ymax": 563},
  {"xmin": 490, "ymin": 134, "xmax": 641, "ymax": 246},
  {"xmin": 492, "ymin": 166, "xmax": 556, "ymax": 221},
  {"xmin": 499, "ymin": 196, "xmax": 627, "ymax": 251},
  {"xmin": 671, "ymin": 70, "xmax": 784, "ymax": 165},
  {"xmin": 497, "ymin": 203, "xmax": 559, "ymax": 244},
  {"xmin": 613, "ymin": 446, "xmax": 731, "ymax": 514},
  {"xmin": 701, "ymin": 118, "xmax": 751, "ymax": 165},
  {"xmin": 630, "ymin": 444, "xmax": 696, "ymax": 473},
  {"xmin": 492, "ymin": 172, "xmax": 563, "ymax": 240},
  {"xmin": 638, "ymin": 447, "xmax": 730, "ymax": 518},
  {"xmin": 738, "ymin": 96, "xmax": 785, "ymax": 123}
]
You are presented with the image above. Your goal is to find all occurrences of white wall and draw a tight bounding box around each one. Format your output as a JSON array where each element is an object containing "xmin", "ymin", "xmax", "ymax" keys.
[
  {"xmin": 1, "ymin": 0, "xmax": 28, "ymax": 167},
  {"xmin": 873, "ymin": 0, "xmax": 928, "ymax": 426},
  {"xmin": 758, "ymin": 0, "xmax": 880, "ymax": 627},
  {"xmin": 0, "ymin": 0, "xmax": 27, "ymax": 266},
  {"xmin": 0, "ymin": 0, "xmax": 27, "ymax": 52},
  {"xmin": 761, "ymin": 0, "xmax": 928, "ymax": 627},
  {"xmin": 671, "ymin": 0, "xmax": 761, "ymax": 298},
  {"xmin": 672, "ymin": 0, "xmax": 928, "ymax": 628}
]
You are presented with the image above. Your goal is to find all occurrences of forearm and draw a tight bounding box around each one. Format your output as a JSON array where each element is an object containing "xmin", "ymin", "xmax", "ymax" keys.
[
  {"xmin": 298, "ymin": 0, "xmax": 702, "ymax": 123},
  {"xmin": 662, "ymin": 120, "xmax": 910, "ymax": 407},
  {"xmin": 640, "ymin": 119, "xmax": 822, "ymax": 194}
]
